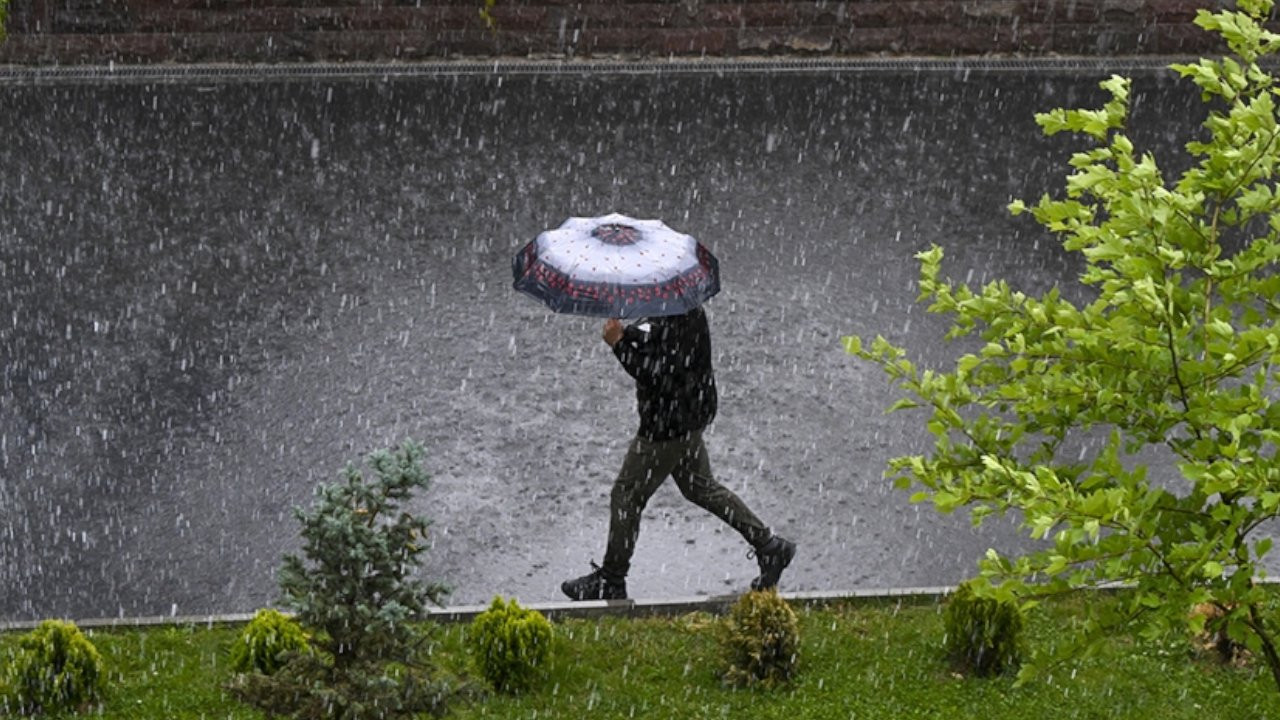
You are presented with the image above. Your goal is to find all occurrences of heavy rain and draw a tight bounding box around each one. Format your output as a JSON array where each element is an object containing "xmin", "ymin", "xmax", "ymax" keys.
[{"xmin": 0, "ymin": 61, "xmax": 1232, "ymax": 622}]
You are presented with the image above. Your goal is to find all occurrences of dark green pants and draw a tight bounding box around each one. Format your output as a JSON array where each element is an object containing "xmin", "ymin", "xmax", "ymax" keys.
[{"xmin": 601, "ymin": 431, "xmax": 771, "ymax": 580}]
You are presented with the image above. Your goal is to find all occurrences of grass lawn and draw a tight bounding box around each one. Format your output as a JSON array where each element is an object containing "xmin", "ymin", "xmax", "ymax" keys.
[{"xmin": 2, "ymin": 595, "xmax": 1277, "ymax": 719}]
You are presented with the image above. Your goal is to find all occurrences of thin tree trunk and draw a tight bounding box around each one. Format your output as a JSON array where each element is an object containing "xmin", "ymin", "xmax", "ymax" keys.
[{"xmin": 1247, "ymin": 604, "xmax": 1280, "ymax": 695}]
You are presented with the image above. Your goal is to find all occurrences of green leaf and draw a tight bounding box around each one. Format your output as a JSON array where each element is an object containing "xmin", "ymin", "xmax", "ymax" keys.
[
  {"xmin": 1256, "ymin": 537, "xmax": 1274, "ymax": 560},
  {"xmin": 887, "ymin": 398, "xmax": 921, "ymax": 413},
  {"xmin": 957, "ymin": 354, "xmax": 981, "ymax": 375},
  {"xmin": 1237, "ymin": 0, "xmax": 1273, "ymax": 18}
]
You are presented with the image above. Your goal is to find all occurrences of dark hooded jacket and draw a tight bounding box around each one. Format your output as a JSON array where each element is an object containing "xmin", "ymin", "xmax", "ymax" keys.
[{"xmin": 611, "ymin": 307, "xmax": 718, "ymax": 441}]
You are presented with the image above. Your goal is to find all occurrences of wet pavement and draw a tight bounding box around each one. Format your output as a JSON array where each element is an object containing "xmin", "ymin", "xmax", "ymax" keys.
[{"xmin": 1, "ymin": 62, "xmax": 1208, "ymax": 620}]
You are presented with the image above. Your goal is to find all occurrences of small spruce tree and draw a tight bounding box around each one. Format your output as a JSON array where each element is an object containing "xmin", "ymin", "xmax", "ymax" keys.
[{"xmin": 228, "ymin": 441, "xmax": 451, "ymax": 719}]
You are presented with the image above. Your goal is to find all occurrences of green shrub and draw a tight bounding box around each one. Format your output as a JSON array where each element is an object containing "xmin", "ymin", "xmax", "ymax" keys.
[
  {"xmin": 228, "ymin": 609, "xmax": 311, "ymax": 675},
  {"xmin": 943, "ymin": 581, "xmax": 1026, "ymax": 677},
  {"xmin": 467, "ymin": 596, "xmax": 553, "ymax": 694},
  {"xmin": 227, "ymin": 441, "xmax": 453, "ymax": 719},
  {"xmin": 719, "ymin": 589, "xmax": 799, "ymax": 689},
  {"xmin": 1, "ymin": 619, "xmax": 105, "ymax": 715}
]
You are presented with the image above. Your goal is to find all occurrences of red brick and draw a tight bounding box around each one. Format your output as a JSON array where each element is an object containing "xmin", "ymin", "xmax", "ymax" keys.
[
  {"xmin": 658, "ymin": 27, "xmax": 734, "ymax": 55},
  {"xmin": 0, "ymin": 32, "xmax": 170, "ymax": 63},
  {"xmin": 700, "ymin": 4, "xmax": 746, "ymax": 28},
  {"xmin": 52, "ymin": 0, "xmax": 134, "ymax": 34},
  {"xmin": 846, "ymin": 2, "xmax": 963, "ymax": 28},
  {"xmin": 836, "ymin": 26, "xmax": 904, "ymax": 53},
  {"xmin": 1141, "ymin": 0, "xmax": 1210, "ymax": 24},
  {"xmin": 563, "ymin": 27, "xmax": 633, "ymax": 53},
  {"xmin": 1013, "ymin": 22, "xmax": 1054, "ymax": 52},
  {"xmin": 736, "ymin": 28, "xmax": 788, "ymax": 53},
  {"xmin": 735, "ymin": 3, "xmax": 847, "ymax": 27},
  {"xmin": 10, "ymin": 0, "xmax": 52, "ymax": 34},
  {"xmin": 166, "ymin": 32, "xmax": 284, "ymax": 62},
  {"xmin": 787, "ymin": 29, "xmax": 838, "ymax": 52},
  {"xmin": 128, "ymin": 0, "xmax": 247, "ymax": 11},
  {"xmin": 484, "ymin": 29, "xmax": 562, "ymax": 56},
  {"xmin": 0, "ymin": 34, "xmax": 47, "ymax": 63},
  {"xmin": 841, "ymin": 2, "xmax": 898, "ymax": 27},
  {"xmin": 961, "ymin": 1, "xmax": 1024, "ymax": 22},
  {"xmin": 45, "ymin": 29, "xmax": 455, "ymax": 63},
  {"xmin": 1149, "ymin": 23, "xmax": 1224, "ymax": 54},
  {"xmin": 499, "ymin": 0, "xmax": 614, "ymax": 6},
  {"xmin": 136, "ymin": 0, "xmax": 391, "ymax": 9},
  {"xmin": 1100, "ymin": 0, "xmax": 1145, "ymax": 21},
  {"xmin": 1049, "ymin": 24, "xmax": 1145, "ymax": 54},
  {"xmin": 905, "ymin": 24, "xmax": 1029, "ymax": 54},
  {"xmin": 412, "ymin": 29, "xmax": 505, "ymax": 57},
  {"xmin": 487, "ymin": 5, "xmax": 552, "ymax": 32},
  {"xmin": 547, "ymin": 26, "xmax": 733, "ymax": 57},
  {"xmin": 1021, "ymin": 0, "xmax": 1104, "ymax": 24},
  {"xmin": 130, "ymin": 6, "xmax": 489, "ymax": 34},
  {"xmin": 737, "ymin": 27, "xmax": 841, "ymax": 54},
  {"xmin": 572, "ymin": 4, "xmax": 680, "ymax": 29}
]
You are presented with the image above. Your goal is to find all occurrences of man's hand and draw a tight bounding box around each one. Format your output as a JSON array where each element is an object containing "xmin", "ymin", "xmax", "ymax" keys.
[{"xmin": 602, "ymin": 318, "xmax": 624, "ymax": 347}]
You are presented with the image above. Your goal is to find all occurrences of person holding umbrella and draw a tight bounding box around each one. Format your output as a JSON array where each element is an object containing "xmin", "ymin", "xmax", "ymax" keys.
[{"xmin": 513, "ymin": 214, "xmax": 796, "ymax": 601}]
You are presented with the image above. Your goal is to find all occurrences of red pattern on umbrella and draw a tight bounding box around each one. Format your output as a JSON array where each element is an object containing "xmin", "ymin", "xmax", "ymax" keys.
[{"xmin": 512, "ymin": 216, "xmax": 719, "ymax": 318}]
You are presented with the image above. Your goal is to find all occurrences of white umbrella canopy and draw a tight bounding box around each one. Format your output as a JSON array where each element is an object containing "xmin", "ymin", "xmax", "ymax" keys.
[{"xmin": 512, "ymin": 213, "xmax": 721, "ymax": 319}]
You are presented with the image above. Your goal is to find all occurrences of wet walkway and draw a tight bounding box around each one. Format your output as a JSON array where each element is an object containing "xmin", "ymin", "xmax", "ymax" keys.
[{"xmin": 1, "ymin": 59, "xmax": 1204, "ymax": 621}]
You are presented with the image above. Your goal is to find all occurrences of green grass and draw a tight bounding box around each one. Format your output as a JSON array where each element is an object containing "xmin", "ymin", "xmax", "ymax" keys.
[{"xmin": 3, "ymin": 596, "xmax": 1278, "ymax": 719}]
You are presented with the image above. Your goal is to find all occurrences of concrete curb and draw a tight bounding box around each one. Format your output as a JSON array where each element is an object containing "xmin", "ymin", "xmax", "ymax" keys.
[{"xmin": 0, "ymin": 586, "xmax": 954, "ymax": 632}]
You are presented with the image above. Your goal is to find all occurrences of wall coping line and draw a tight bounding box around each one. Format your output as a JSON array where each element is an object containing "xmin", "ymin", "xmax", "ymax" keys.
[{"xmin": 0, "ymin": 55, "xmax": 1214, "ymax": 85}]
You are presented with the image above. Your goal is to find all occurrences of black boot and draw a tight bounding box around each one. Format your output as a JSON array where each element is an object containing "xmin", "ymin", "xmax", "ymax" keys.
[
  {"xmin": 749, "ymin": 535, "xmax": 796, "ymax": 591},
  {"xmin": 561, "ymin": 561, "xmax": 627, "ymax": 601}
]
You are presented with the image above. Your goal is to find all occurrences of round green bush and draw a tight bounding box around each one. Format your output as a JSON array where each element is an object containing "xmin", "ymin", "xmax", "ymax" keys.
[
  {"xmin": 719, "ymin": 588, "xmax": 800, "ymax": 689},
  {"xmin": 467, "ymin": 596, "xmax": 553, "ymax": 694},
  {"xmin": 228, "ymin": 609, "xmax": 312, "ymax": 675},
  {"xmin": 2, "ymin": 619, "xmax": 104, "ymax": 715},
  {"xmin": 943, "ymin": 580, "xmax": 1026, "ymax": 677}
]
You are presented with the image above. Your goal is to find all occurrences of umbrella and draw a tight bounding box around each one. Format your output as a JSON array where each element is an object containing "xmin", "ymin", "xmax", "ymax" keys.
[{"xmin": 512, "ymin": 213, "xmax": 720, "ymax": 319}]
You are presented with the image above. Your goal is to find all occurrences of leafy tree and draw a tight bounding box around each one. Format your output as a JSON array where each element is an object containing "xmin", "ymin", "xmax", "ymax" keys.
[
  {"xmin": 846, "ymin": 0, "xmax": 1280, "ymax": 693},
  {"xmin": 0, "ymin": 0, "xmax": 9, "ymax": 46},
  {"xmin": 229, "ymin": 441, "xmax": 452, "ymax": 718}
]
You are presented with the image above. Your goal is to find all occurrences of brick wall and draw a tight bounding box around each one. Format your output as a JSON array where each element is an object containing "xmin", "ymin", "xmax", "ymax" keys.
[{"xmin": 0, "ymin": 1, "xmax": 1238, "ymax": 65}]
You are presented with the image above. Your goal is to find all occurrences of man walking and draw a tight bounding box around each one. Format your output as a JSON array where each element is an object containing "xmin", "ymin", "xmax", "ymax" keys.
[{"xmin": 561, "ymin": 306, "xmax": 796, "ymax": 601}]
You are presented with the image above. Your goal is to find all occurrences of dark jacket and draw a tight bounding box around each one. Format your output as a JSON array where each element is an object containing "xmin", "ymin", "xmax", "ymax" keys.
[{"xmin": 612, "ymin": 307, "xmax": 718, "ymax": 441}]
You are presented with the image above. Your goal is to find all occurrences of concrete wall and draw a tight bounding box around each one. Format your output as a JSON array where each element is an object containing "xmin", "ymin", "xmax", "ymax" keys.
[{"xmin": 0, "ymin": 1, "xmax": 1238, "ymax": 65}]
